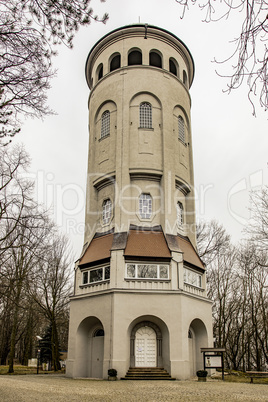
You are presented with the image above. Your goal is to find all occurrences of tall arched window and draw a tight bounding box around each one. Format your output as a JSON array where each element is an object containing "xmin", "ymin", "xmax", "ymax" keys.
[
  {"xmin": 139, "ymin": 193, "xmax": 152, "ymax": 219},
  {"xmin": 110, "ymin": 54, "xmax": 121, "ymax": 72},
  {"xmin": 149, "ymin": 51, "xmax": 162, "ymax": 68},
  {"xmin": 139, "ymin": 102, "xmax": 152, "ymax": 129},
  {"xmin": 101, "ymin": 110, "xmax": 110, "ymax": 138},
  {"xmin": 128, "ymin": 50, "xmax": 142, "ymax": 65},
  {"xmin": 178, "ymin": 115, "xmax": 185, "ymax": 143},
  {"xmin": 102, "ymin": 199, "xmax": 112, "ymax": 225},
  {"xmin": 177, "ymin": 201, "xmax": 184, "ymax": 226}
]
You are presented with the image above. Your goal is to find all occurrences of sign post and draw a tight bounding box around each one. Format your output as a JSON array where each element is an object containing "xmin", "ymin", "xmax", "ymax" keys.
[{"xmin": 201, "ymin": 348, "xmax": 225, "ymax": 380}]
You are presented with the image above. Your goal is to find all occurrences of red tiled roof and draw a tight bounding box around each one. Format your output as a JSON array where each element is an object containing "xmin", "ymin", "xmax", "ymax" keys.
[
  {"xmin": 166, "ymin": 233, "xmax": 204, "ymax": 269},
  {"xmin": 178, "ymin": 236, "xmax": 204, "ymax": 269},
  {"xmin": 79, "ymin": 228, "xmax": 203, "ymax": 270},
  {"xmin": 79, "ymin": 233, "xmax": 114, "ymax": 266},
  {"xmin": 124, "ymin": 229, "xmax": 171, "ymax": 258}
]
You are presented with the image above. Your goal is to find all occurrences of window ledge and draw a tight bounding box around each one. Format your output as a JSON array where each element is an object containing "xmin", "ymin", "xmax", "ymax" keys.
[
  {"xmin": 125, "ymin": 278, "xmax": 170, "ymax": 282},
  {"xmin": 138, "ymin": 127, "xmax": 154, "ymax": 131},
  {"xmin": 99, "ymin": 135, "xmax": 110, "ymax": 142},
  {"xmin": 184, "ymin": 282, "xmax": 204, "ymax": 291},
  {"xmin": 178, "ymin": 139, "xmax": 187, "ymax": 147}
]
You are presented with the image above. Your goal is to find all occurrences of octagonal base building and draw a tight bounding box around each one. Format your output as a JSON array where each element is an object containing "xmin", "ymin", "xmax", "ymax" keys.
[{"xmin": 66, "ymin": 24, "xmax": 213, "ymax": 380}]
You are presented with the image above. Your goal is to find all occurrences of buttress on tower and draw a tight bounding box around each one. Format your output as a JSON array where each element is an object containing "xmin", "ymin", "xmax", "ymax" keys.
[{"xmin": 66, "ymin": 24, "xmax": 213, "ymax": 380}]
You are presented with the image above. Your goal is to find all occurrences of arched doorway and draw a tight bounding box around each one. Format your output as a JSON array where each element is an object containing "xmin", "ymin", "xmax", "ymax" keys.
[
  {"xmin": 75, "ymin": 317, "xmax": 104, "ymax": 378},
  {"xmin": 130, "ymin": 321, "xmax": 163, "ymax": 368},
  {"xmin": 135, "ymin": 326, "xmax": 157, "ymax": 367},
  {"xmin": 188, "ymin": 319, "xmax": 208, "ymax": 374}
]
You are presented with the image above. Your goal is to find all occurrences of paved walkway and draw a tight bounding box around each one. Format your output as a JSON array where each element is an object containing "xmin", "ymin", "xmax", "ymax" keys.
[{"xmin": 0, "ymin": 375, "xmax": 267, "ymax": 401}]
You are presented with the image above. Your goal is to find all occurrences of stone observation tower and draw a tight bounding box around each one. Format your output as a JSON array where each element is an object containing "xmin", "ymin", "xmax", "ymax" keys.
[{"xmin": 66, "ymin": 24, "xmax": 213, "ymax": 380}]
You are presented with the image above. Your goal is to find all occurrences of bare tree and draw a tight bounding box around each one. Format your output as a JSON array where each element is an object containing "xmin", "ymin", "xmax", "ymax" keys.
[
  {"xmin": 246, "ymin": 187, "xmax": 268, "ymax": 254},
  {"xmin": 0, "ymin": 0, "xmax": 108, "ymax": 142},
  {"xmin": 196, "ymin": 220, "xmax": 231, "ymax": 265},
  {"xmin": 33, "ymin": 234, "xmax": 72, "ymax": 371},
  {"xmin": 175, "ymin": 0, "xmax": 268, "ymax": 114},
  {"xmin": 198, "ymin": 218, "xmax": 268, "ymax": 371},
  {"xmin": 0, "ymin": 145, "xmax": 33, "ymax": 257},
  {"xmin": 237, "ymin": 243, "xmax": 268, "ymax": 370},
  {"xmin": 3, "ymin": 210, "xmax": 52, "ymax": 373}
]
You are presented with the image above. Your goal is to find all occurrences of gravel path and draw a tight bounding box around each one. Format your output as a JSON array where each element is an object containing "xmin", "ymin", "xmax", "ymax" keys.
[{"xmin": 0, "ymin": 375, "xmax": 267, "ymax": 401}]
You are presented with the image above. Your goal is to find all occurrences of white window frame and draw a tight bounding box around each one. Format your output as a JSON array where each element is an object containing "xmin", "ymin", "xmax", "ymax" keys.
[
  {"xmin": 178, "ymin": 115, "xmax": 185, "ymax": 143},
  {"xmin": 139, "ymin": 193, "xmax": 152, "ymax": 219},
  {"xmin": 125, "ymin": 263, "xmax": 169, "ymax": 280},
  {"xmin": 82, "ymin": 265, "xmax": 110, "ymax": 285},
  {"xmin": 176, "ymin": 201, "xmax": 184, "ymax": 226},
  {"xmin": 101, "ymin": 110, "xmax": 110, "ymax": 139},
  {"xmin": 139, "ymin": 102, "xmax": 152, "ymax": 129},
  {"xmin": 102, "ymin": 198, "xmax": 112, "ymax": 225},
  {"xmin": 183, "ymin": 266, "xmax": 202, "ymax": 288}
]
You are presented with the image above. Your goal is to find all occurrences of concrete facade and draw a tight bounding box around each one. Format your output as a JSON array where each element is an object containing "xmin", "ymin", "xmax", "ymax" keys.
[{"xmin": 66, "ymin": 24, "xmax": 213, "ymax": 380}]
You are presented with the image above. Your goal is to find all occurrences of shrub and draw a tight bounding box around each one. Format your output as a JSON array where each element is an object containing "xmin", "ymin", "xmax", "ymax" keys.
[
  {"xmin": 196, "ymin": 370, "xmax": 208, "ymax": 377},
  {"xmin": 108, "ymin": 368, "xmax": 117, "ymax": 377}
]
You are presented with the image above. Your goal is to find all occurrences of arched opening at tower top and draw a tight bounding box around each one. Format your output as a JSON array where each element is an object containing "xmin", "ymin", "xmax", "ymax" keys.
[
  {"xmin": 110, "ymin": 54, "xmax": 121, "ymax": 72},
  {"xmin": 128, "ymin": 50, "xmax": 142, "ymax": 65},
  {"xmin": 149, "ymin": 51, "xmax": 162, "ymax": 68}
]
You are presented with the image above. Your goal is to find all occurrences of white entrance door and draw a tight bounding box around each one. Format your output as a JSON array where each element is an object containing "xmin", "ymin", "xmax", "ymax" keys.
[
  {"xmin": 91, "ymin": 336, "xmax": 104, "ymax": 378},
  {"xmin": 135, "ymin": 326, "xmax": 157, "ymax": 367}
]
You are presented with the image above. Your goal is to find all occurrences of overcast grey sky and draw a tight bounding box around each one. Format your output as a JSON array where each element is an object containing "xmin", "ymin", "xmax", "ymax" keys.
[{"xmin": 13, "ymin": 0, "xmax": 268, "ymax": 257}]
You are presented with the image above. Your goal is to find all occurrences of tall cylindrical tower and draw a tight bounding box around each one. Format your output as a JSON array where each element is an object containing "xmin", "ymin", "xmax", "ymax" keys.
[
  {"xmin": 84, "ymin": 24, "xmax": 196, "ymax": 246},
  {"xmin": 67, "ymin": 25, "xmax": 213, "ymax": 381}
]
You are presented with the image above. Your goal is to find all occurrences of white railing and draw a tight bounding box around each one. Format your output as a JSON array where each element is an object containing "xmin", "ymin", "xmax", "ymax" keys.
[
  {"xmin": 79, "ymin": 280, "xmax": 110, "ymax": 294},
  {"xmin": 124, "ymin": 279, "xmax": 171, "ymax": 290},
  {"xmin": 183, "ymin": 283, "xmax": 206, "ymax": 297}
]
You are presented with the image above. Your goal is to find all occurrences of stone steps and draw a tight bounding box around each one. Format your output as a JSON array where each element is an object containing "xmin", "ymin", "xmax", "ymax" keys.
[{"xmin": 121, "ymin": 367, "xmax": 176, "ymax": 380}]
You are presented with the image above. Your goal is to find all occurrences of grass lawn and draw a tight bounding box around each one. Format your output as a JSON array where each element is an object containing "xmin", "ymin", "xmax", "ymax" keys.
[
  {"xmin": 213, "ymin": 371, "xmax": 268, "ymax": 384},
  {"xmin": 0, "ymin": 365, "xmax": 64, "ymax": 375}
]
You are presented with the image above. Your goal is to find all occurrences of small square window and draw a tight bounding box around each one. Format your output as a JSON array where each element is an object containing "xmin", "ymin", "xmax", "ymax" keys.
[
  {"xmin": 138, "ymin": 264, "xmax": 157, "ymax": 278},
  {"xmin": 184, "ymin": 267, "xmax": 202, "ymax": 288},
  {"xmin": 104, "ymin": 266, "xmax": 110, "ymax": 280},
  {"xmin": 83, "ymin": 272, "xmax": 88, "ymax": 284},
  {"xmin": 90, "ymin": 268, "xmax": 103, "ymax": 283},
  {"xmin": 159, "ymin": 265, "xmax": 168, "ymax": 279},
  {"xmin": 127, "ymin": 264, "xmax": 135, "ymax": 278}
]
